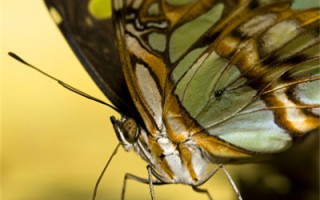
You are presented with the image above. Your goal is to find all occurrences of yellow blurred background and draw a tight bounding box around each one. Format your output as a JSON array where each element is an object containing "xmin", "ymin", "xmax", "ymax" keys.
[{"xmin": 1, "ymin": 0, "xmax": 318, "ymax": 200}]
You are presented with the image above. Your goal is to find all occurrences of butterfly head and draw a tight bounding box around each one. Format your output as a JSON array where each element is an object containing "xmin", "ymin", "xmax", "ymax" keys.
[{"xmin": 111, "ymin": 116, "xmax": 140, "ymax": 151}]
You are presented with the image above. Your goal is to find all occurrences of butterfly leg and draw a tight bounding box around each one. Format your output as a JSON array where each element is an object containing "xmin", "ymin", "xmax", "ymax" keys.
[
  {"xmin": 121, "ymin": 166, "xmax": 164, "ymax": 200},
  {"xmin": 121, "ymin": 173, "xmax": 149, "ymax": 200},
  {"xmin": 191, "ymin": 164, "xmax": 221, "ymax": 200},
  {"xmin": 192, "ymin": 186, "xmax": 213, "ymax": 200},
  {"xmin": 147, "ymin": 165, "xmax": 156, "ymax": 200},
  {"xmin": 221, "ymin": 165, "xmax": 243, "ymax": 200}
]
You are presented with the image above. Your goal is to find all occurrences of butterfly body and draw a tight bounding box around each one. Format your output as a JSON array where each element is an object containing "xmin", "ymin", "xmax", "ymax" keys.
[
  {"xmin": 113, "ymin": 115, "xmax": 210, "ymax": 185},
  {"xmin": 44, "ymin": 0, "xmax": 320, "ymax": 196}
]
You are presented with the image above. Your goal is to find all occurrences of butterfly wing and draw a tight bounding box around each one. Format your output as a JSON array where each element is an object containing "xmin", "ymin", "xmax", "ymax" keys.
[
  {"xmin": 171, "ymin": 1, "xmax": 320, "ymax": 153},
  {"xmin": 113, "ymin": 0, "xmax": 319, "ymax": 160},
  {"xmin": 44, "ymin": 0, "xmax": 141, "ymax": 120},
  {"xmin": 43, "ymin": 0, "xmax": 319, "ymax": 162}
]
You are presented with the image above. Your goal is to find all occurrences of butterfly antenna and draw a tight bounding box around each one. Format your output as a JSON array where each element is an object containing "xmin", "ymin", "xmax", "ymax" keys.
[
  {"xmin": 92, "ymin": 143, "xmax": 121, "ymax": 200},
  {"xmin": 8, "ymin": 52, "xmax": 120, "ymax": 113}
]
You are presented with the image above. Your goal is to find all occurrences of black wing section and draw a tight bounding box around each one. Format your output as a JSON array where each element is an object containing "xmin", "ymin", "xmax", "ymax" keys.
[{"xmin": 43, "ymin": 0, "xmax": 140, "ymax": 120}]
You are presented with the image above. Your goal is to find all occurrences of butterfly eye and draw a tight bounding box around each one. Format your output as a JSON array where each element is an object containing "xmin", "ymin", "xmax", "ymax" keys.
[
  {"xmin": 111, "ymin": 116, "xmax": 139, "ymax": 151},
  {"xmin": 120, "ymin": 118, "xmax": 139, "ymax": 144}
]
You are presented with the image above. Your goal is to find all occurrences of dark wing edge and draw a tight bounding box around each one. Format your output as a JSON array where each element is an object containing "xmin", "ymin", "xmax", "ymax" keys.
[{"xmin": 43, "ymin": 0, "xmax": 141, "ymax": 120}]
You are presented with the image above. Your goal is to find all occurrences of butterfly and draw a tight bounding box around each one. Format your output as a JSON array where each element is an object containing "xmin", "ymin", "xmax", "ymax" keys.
[{"xmin": 43, "ymin": 0, "xmax": 320, "ymax": 199}]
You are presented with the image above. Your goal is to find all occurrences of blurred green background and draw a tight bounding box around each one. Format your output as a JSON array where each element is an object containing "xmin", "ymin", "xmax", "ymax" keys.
[{"xmin": 1, "ymin": 0, "xmax": 319, "ymax": 200}]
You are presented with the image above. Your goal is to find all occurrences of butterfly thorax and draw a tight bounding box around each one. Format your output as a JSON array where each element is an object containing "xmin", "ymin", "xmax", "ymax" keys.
[{"xmin": 112, "ymin": 114, "xmax": 209, "ymax": 184}]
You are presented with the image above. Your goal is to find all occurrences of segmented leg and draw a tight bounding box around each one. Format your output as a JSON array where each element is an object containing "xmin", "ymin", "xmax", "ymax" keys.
[
  {"xmin": 147, "ymin": 165, "xmax": 155, "ymax": 199},
  {"xmin": 190, "ymin": 164, "xmax": 221, "ymax": 200},
  {"xmin": 222, "ymin": 165, "xmax": 243, "ymax": 200},
  {"xmin": 192, "ymin": 186, "xmax": 213, "ymax": 200},
  {"xmin": 121, "ymin": 165, "xmax": 164, "ymax": 200}
]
